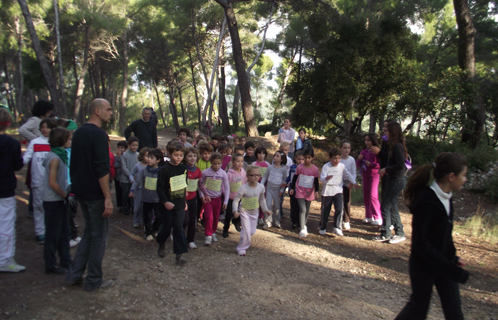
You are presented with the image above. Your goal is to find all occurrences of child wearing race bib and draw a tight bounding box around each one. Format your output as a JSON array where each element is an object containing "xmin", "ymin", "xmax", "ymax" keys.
[
  {"xmin": 252, "ymin": 146, "xmax": 270, "ymax": 226},
  {"xmin": 130, "ymin": 148, "xmax": 163, "ymax": 241},
  {"xmin": 232, "ymin": 165, "xmax": 272, "ymax": 256},
  {"xmin": 156, "ymin": 142, "xmax": 189, "ymax": 265},
  {"xmin": 198, "ymin": 153, "xmax": 230, "ymax": 246},
  {"xmin": 319, "ymin": 148, "xmax": 356, "ymax": 237},
  {"xmin": 261, "ymin": 151, "xmax": 288, "ymax": 229},
  {"xmin": 183, "ymin": 147, "xmax": 202, "ymax": 249},
  {"xmin": 223, "ymin": 154, "xmax": 247, "ymax": 238},
  {"xmin": 289, "ymin": 148, "xmax": 319, "ymax": 238}
]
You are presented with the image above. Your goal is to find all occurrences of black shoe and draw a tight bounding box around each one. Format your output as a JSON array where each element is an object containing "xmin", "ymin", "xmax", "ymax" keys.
[
  {"xmin": 68, "ymin": 277, "xmax": 84, "ymax": 285},
  {"xmin": 176, "ymin": 254, "xmax": 187, "ymax": 265},
  {"xmin": 46, "ymin": 266, "xmax": 68, "ymax": 275},
  {"xmin": 234, "ymin": 222, "xmax": 241, "ymax": 232},
  {"xmin": 222, "ymin": 230, "xmax": 229, "ymax": 238},
  {"xmin": 158, "ymin": 244, "xmax": 166, "ymax": 258}
]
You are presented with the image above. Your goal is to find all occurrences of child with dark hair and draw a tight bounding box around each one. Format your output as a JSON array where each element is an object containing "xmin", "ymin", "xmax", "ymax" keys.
[
  {"xmin": 121, "ymin": 136, "xmax": 139, "ymax": 215},
  {"xmin": 239, "ymin": 136, "xmax": 247, "ymax": 146},
  {"xmin": 196, "ymin": 141, "xmax": 213, "ymax": 172},
  {"xmin": 289, "ymin": 148, "xmax": 319, "ymax": 238},
  {"xmin": 182, "ymin": 147, "xmax": 202, "ymax": 248},
  {"xmin": 295, "ymin": 128, "xmax": 312, "ymax": 153},
  {"xmin": 357, "ymin": 134, "xmax": 382, "ymax": 225},
  {"xmin": 198, "ymin": 152, "xmax": 229, "ymax": 246},
  {"xmin": 211, "ymin": 135, "xmax": 222, "ymax": 152},
  {"xmin": 42, "ymin": 127, "xmax": 72, "ymax": 274},
  {"xmin": 226, "ymin": 145, "xmax": 246, "ymax": 172},
  {"xmin": 114, "ymin": 141, "xmax": 128, "ymax": 211},
  {"xmin": 221, "ymin": 136, "xmax": 229, "ymax": 145},
  {"xmin": 130, "ymin": 148, "xmax": 164, "ymax": 241},
  {"xmin": 286, "ymin": 151, "xmax": 304, "ymax": 229},
  {"xmin": 252, "ymin": 146, "xmax": 269, "ymax": 225},
  {"xmin": 319, "ymin": 148, "xmax": 355, "ymax": 236},
  {"xmin": 0, "ymin": 108, "xmax": 25, "ymax": 272},
  {"xmin": 195, "ymin": 135, "xmax": 207, "ymax": 147},
  {"xmin": 339, "ymin": 139, "xmax": 357, "ymax": 230},
  {"xmin": 23, "ymin": 118, "xmax": 57, "ymax": 244},
  {"xmin": 178, "ymin": 127, "xmax": 192, "ymax": 147},
  {"xmin": 219, "ymin": 143, "xmax": 231, "ymax": 171},
  {"xmin": 129, "ymin": 147, "xmax": 149, "ymax": 228},
  {"xmin": 156, "ymin": 142, "xmax": 188, "ymax": 264},
  {"xmin": 18, "ymin": 100, "xmax": 54, "ymax": 142},
  {"xmin": 261, "ymin": 151, "xmax": 288, "ymax": 229},
  {"xmin": 395, "ymin": 153, "xmax": 469, "ymax": 320},
  {"xmin": 243, "ymin": 141, "xmax": 256, "ymax": 165},
  {"xmin": 223, "ymin": 154, "xmax": 246, "ymax": 237}
]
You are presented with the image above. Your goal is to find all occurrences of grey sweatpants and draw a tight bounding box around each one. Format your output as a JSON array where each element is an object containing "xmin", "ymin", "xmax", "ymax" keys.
[
  {"xmin": 264, "ymin": 187, "xmax": 281, "ymax": 224},
  {"xmin": 297, "ymin": 198, "xmax": 311, "ymax": 231}
]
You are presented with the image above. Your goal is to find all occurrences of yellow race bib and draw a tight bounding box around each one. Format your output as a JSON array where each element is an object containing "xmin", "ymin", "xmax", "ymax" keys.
[
  {"xmin": 206, "ymin": 177, "xmax": 222, "ymax": 191},
  {"xmin": 170, "ymin": 174, "xmax": 187, "ymax": 192},
  {"xmin": 230, "ymin": 181, "xmax": 242, "ymax": 193},
  {"xmin": 259, "ymin": 167, "xmax": 267, "ymax": 177},
  {"xmin": 241, "ymin": 197, "xmax": 259, "ymax": 210},
  {"xmin": 144, "ymin": 177, "xmax": 157, "ymax": 190},
  {"xmin": 186, "ymin": 179, "xmax": 199, "ymax": 192}
]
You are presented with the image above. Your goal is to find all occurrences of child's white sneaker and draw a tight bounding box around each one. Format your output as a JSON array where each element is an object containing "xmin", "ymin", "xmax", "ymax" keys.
[
  {"xmin": 333, "ymin": 228, "xmax": 344, "ymax": 236},
  {"xmin": 275, "ymin": 221, "xmax": 282, "ymax": 229},
  {"xmin": 204, "ymin": 236, "xmax": 212, "ymax": 246},
  {"xmin": 343, "ymin": 222, "xmax": 350, "ymax": 230},
  {"xmin": 0, "ymin": 259, "xmax": 26, "ymax": 273},
  {"xmin": 299, "ymin": 229, "xmax": 308, "ymax": 238},
  {"xmin": 319, "ymin": 229, "xmax": 326, "ymax": 235},
  {"xmin": 212, "ymin": 234, "xmax": 218, "ymax": 242},
  {"xmin": 371, "ymin": 219, "xmax": 382, "ymax": 226},
  {"xmin": 146, "ymin": 235, "xmax": 154, "ymax": 241},
  {"xmin": 362, "ymin": 218, "xmax": 373, "ymax": 224},
  {"xmin": 188, "ymin": 242, "xmax": 197, "ymax": 249},
  {"xmin": 262, "ymin": 222, "xmax": 271, "ymax": 229}
]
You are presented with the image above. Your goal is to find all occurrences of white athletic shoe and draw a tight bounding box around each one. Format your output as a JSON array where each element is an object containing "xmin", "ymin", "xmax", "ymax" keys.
[
  {"xmin": 204, "ymin": 236, "xmax": 212, "ymax": 246},
  {"xmin": 69, "ymin": 237, "xmax": 81, "ymax": 247},
  {"xmin": 389, "ymin": 225, "xmax": 395, "ymax": 230},
  {"xmin": 146, "ymin": 235, "xmax": 154, "ymax": 241},
  {"xmin": 212, "ymin": 234, "xmax": 218, "ymax": 242},
  {"xmin": 333, "ymin": 228, "xmax": 344, "ymax": 236},
  {"xmin": 362, "ymin": 218, "xmax": 373, "ymax": 224},
  {"xmin": 343, "ymin": 222, "xmax": 350, "ymax": 230},
  {"xmin": 188, "ymin": 242, "xmax": 197, "ymax": 249},
  {"xmin": 319, "ymin": 229, "xmax": 326, "ymax": 235},
  {"xmin": 371, "ymin": 220, "xmax": 382, "ymax": 226},
  {"xmin": 0, "ymin": 259, "xmax": 26, "ymax": 273},
  {"xmin": 299, "ymin": 229, "xmax": 308, "ymax": 238}
]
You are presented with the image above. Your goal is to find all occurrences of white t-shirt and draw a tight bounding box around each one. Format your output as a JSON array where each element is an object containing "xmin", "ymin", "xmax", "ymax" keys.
[{"xmin": 320, "ymin": 162, "xmax": 355, "ymax": 197}]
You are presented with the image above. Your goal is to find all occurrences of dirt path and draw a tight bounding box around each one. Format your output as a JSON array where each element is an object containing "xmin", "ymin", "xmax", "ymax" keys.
[{"xmin": 1, "ymin": 130, "xmax": 497, "ymax": 320}]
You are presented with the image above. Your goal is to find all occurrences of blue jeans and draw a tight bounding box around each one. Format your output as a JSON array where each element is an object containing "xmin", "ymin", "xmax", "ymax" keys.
[
  {"xmin": 380, "ymin": 177, "xmax": 406, "ymax": 238},
  {"xmin": 66, "ymin": 198, "xmax": 109, "ymax": 291}
]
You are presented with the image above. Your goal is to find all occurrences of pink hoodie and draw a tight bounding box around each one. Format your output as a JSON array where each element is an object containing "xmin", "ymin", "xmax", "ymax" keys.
[{"xmin": 227, "ymin": 168, "xmax": 247, "ymax": 199}]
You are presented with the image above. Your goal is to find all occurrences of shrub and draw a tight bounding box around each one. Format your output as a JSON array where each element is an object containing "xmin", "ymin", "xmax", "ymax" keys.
[
  {"xmin": 457, "ymin": 144, "xmax": 498, "ymax": 172},
  {"xmin": 483, "ymin": 173, "xmax": 498, "ymax": 203},
  {"xmin": 459, "ymin": 204, "xmax": 498, "ymax": 244}
]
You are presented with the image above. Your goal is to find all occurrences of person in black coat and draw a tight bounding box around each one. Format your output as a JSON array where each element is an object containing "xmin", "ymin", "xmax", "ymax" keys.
[
  {"xmin": 124, "ymin": 107, "xmax": 157, "ymax": 149},
  {"xmin": 395, "ymin": 152, "xmax": 469, "ymax": 320}
]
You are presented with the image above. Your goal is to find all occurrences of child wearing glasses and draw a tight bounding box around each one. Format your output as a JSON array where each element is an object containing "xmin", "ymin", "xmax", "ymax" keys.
[{"xmin": 232, "ymin": 165, "xmax": 271, "ymax": 256}]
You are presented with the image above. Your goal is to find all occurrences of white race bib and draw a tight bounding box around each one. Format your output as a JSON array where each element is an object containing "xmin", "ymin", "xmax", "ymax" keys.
[{"xmin": 298, "ymin": 175, "xmax": 314, "ymax": 189}]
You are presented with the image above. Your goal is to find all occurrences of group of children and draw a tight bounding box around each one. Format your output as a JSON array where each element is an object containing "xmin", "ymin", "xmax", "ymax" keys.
[
  {"xmin": 0, "ymin": 109, "xmax": 472, "ymax": 320},
  {"xmin": 109, "ymin": 124, "xmax": 396, "ymax": 261}
]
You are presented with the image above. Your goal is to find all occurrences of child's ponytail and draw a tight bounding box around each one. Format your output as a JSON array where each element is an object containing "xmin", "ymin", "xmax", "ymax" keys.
[
  {"xmin": 405, "ymin": 152, "xmax": 467, "ymax": 207},
  {"xmin": 404, "ymin": 164, "xmax": 433, "ymax": 207}
]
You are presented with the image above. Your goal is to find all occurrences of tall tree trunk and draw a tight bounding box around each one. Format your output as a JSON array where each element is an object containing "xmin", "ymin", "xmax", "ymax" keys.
[
  {"xmin": 153, "ymin": 80, "xmax": 167, "ymax": 128},
  {"xmin": 14, "ymin": 16, "xmax": 23, "ymax": 125},
  {"xmin": 232, "ymin": 83, "xmax": 240, "ymax": 131},
  {"xmin": 53, "ymin": 0, "xmax": 66, "ymax": 117},
  {"xmin": 453, "ymin": 0, "xmax": 484, "ymax": 148},
  {"xmin": 369, "ymin": 111, "xmax": 377, "ymax": 133},
  {"xmin": 218, "ymin": 65, "xmax": 230, "ymax": 135},
  {"xmin": 272, "ymin": 51, "xmax": 295, "ymax": 128},
  {"xmin": 168, "ymin": 85, "xmax": 180, "ymax": 132},
  {"xmin": 74, "ymin": 25, "xmax": 90, "ymax": 122},
  {"xmin": 178, "ymin": 86, "xmax": 187, "ymax": 127},
  {"xmin": 188, "ymin": 50, "xmax": 202, "ymax": 131},
  {"xmin": 222, "ymin": 2, "xmax": 258, "ymax": 136},
  {"xmin": 120, "ymin": 27, "xmax": 128, "ymax": 134},
  {"xmin": 17, "ymin": 0, "xmax": 60, "ymax": 112}
]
